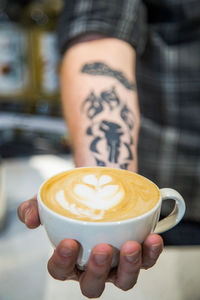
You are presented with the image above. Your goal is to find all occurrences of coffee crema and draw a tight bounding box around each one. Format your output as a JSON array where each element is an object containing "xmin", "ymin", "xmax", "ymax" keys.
[{"xmin": 40, "ymin": 167, "xmax": 160, "ymax": 222}]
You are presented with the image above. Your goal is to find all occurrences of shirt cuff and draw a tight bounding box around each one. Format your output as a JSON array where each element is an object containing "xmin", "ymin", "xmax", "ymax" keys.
[{"xmin": 57, "ymin": 0, "xmax": 147, "ymax": 55}]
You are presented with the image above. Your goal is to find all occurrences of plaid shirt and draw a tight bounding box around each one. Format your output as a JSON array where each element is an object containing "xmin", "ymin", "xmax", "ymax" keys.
[{"xmin": 58, "ymin": 0, "xmax": 200, "ymax": 222}]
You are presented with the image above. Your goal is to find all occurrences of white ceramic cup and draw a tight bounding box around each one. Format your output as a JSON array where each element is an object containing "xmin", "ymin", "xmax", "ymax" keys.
[{"xmin": 37, "ymin": 170, "xmax": 186, "ymax": 270}]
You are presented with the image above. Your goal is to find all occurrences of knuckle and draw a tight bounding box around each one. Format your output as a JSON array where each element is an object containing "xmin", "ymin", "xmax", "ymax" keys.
[
  {"xmin": 124, "ymin": 267, "xmax": 140, "ymax": 277},
  {"xmin": 87, "ymin": 265, "xmax": 108, "ymax": 280},
  {"xmin": 47, "ymin": 262, "xmax": 68, "ymax": 281},
  {"xmin": 47, "ymin": 254, "xmax": 76, "ymax": 281},
  {"xmin": 18, "ymin": 202, "xmax": 28, "ymax": 215},
  {"xmin": 22, "ymin": 200, "xmax": 31, "ymax": 209},
  {"xmin": 92, "ymin": 272, "xmax": 105, "ymax": 280},
  {"xmin": 127, "ymin": 261, "xmax": 141, "ymax": 273},
  {"xmin": 132, "ymin": 259, "xmax": 141, "ymax": 269}
]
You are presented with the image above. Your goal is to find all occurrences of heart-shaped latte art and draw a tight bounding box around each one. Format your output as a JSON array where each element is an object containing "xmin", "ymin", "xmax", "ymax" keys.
[{"xmin": 73, "ymin": 174, "xmax": 124, "ymax": 210}]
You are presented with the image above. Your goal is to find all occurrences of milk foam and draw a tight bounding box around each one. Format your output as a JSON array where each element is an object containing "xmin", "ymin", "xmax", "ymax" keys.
[
  {"xmin": 56, "ymin": 190, "xmax": 104, "ymax": 220},
  {"xmin": 42, "ymin": 167, "xmax": 160, "ymax": 222},
  {"xmin": 55, "ymin": 174, "xmax": 124, "ymax": 220},
  {"xmin": 83, "ymin": 174, "xmax": 112, "ymax": 186}
]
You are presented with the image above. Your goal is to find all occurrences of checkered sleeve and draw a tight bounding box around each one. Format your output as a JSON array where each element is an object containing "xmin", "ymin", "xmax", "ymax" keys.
[{"xmin": 57, "ymin": 0, "xmax": 146, "ymax": 55}]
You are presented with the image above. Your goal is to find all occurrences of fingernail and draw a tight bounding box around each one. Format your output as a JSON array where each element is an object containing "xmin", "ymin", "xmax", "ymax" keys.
[
  {"xmin": 125, "ymin": 251, "xmax": 140, "ymax": 263},
  {"xmin": 94, "ymin": 252, "xmax": 109, "ymax": 265},
  {"xmin": 58, "ymin": 246, "xmax": 74, "ymax": 258}
]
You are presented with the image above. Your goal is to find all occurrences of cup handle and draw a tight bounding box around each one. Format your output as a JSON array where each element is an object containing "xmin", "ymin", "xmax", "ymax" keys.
[{"xmin": 154, "ymin": 188, "xmax": 186, "ymax": 234}]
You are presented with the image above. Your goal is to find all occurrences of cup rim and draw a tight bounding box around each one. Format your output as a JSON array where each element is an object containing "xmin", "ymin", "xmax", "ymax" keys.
[{"xmin": 38, "ymin": 167, "xmax": 161, "ymax": 226}]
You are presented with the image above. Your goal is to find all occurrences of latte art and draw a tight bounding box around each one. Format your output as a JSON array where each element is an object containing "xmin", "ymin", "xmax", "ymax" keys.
[
  {"xmin": 74, "ymin": 174, "xmax": 124, "ymax": 210},
  {"xmin": 40, "ymin": 168, "xmax": 160, "ymax": 222},
  {"xmin": 55, "ymin": 174, "xmax": 124, "ymax": 220}
]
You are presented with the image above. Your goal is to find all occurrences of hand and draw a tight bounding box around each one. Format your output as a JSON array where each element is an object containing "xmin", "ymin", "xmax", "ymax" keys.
[{"xmin": 18, "ymin": 196, "xmax": 164, "ymax": 298}]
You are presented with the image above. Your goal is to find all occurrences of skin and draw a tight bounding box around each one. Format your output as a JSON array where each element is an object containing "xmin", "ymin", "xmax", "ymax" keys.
[
  {"xmin": 18, "ymin": 197, "xmax": 163, "ymax": 299},
  {"xmin": 17, "ymin": 37, "xmax": 164, "ymax": 298}
]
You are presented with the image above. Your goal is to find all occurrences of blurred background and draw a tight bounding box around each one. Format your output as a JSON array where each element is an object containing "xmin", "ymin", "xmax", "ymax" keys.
[
  {"xmin": 0, "ymin": 0, "xmax": 70, "ymax": 159},
  {"xmin": 0, "ymin": 0, "xmax": 200, "ymax": 299}
]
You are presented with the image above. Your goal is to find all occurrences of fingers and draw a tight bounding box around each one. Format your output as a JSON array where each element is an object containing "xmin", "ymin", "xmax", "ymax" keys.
[
  {"xmin": 114, "ymin": 241, "xmax": 142, "ymax": 291},
  {"xmin": 141, "ymin": 234, "xmax": 164, "ymax": 269},
  {"xmin": 17, "ymin": 196, "xmax": 40, "ymax": 229},
  {"xmin": 79, "ymin": 244, "xmax": 113, "ymax": 298},
  {"xmin": 48, "ymin": 239, "xmax": 80, "ymax": 281},
  {"xmin": 79, "ymin": 235, "xmax": 163, "ymax": 297}
]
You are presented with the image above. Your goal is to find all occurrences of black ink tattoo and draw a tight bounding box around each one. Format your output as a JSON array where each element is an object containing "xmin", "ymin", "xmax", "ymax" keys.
[
  {"xmin": 81, "ymin": 91, "xmax": 103, "ymax": 119},
  {"xmin": 120, "ymin": 163, "xmax": 129, "ymax": 170},
  {"xmin": 82, "ymin": 87, "xmax": 134, "ymax": 169},
  {"xmin": 81, "ymin": 62, "xmax": 136, "ymax": 91},
  {"xmin": 120, "ymin": 104, "xmax": 134, "ymax": 130},
  {"xmin": 90, "ymin": 136, "xmax": 102, "ymax": 154},
  {"xmin": 101, "ymin": 87, "xmax": 120, "ymax": 110},
  {"xmin": 124, "ymin": 142, "xmax": 133, "ymax": 160},
  {"xmin": 95, "ymin": 158, "xmax": 106, "ymax": 166},
  {"xmin": 99, "ymin": 120, "xmax": 123, "ymax": 163},
  {"xmin": 81, "ymin": 86, "xmax": 119, "ymax": 118},
  {"xmin": 86, "ymin": 126, "xmax": 93, "ymax": 135}
]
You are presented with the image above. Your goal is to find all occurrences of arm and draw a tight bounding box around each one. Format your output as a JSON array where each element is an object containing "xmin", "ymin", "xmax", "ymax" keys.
[{"xmin": 61, "ymin": 37, "xmax": 139, "ymax": 171}]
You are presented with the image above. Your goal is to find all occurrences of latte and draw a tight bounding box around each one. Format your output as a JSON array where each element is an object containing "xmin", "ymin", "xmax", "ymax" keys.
[{"xmin": 40, "ymin": 167, "xmax": 160, "ymax": 222}]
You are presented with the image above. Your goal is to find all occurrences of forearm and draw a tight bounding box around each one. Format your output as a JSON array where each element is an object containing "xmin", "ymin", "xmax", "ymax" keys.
[{"xmin": 60, "ymin": 38, "xmax": 140, "ymax": 172}]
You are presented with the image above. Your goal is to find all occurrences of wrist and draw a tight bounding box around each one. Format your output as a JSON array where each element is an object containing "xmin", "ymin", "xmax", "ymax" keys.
[{"xmin": 73, "ymin": 144, "xmax": 138, "ymax": 173}]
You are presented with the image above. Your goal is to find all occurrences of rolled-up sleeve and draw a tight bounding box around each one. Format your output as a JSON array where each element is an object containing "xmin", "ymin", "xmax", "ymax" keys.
[{"xmin": 57, "ymin": 0, "xmax": 147, "ymax": 55}]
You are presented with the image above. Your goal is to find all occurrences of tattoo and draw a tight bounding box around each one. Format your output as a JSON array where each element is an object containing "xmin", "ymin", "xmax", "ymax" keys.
[
  {"xmin": 81, "ymin": 91, "xmax": 103, "ymax": 119},
  {"xmin": 95, "ymin": 158, "xmax": 106, "ymax": 167},
  {"xmin": 124, "ymin": 142, "xmax": 133, "ymax": 160},
  {"xmin": 120, "ymin": 163, "xmax": 129, "ymax": 170},
  {"xmin": 90, "ymin": 136, "xmax": 102, "ymax": 154},
  {"xmin": 82, "ymin": 86, "xmax": 134, "ymax": 169},
  {"xmin": 81, "ymin": 62, "xmax": 135, "ymax": 91},
  {"xmin": 120, "ymin": 104, "xmax": 134, "ymax": 130},
  {"xmin": 99, "ymin": 120, "xmax": 123, "ymax": 163},
  {"xmin": 101, "ymin": 87, "xmax": 120, "ymax": 110},
  {"xmin": 82, "ymin": 87, "xmax": 119, "ymax": 120}
]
